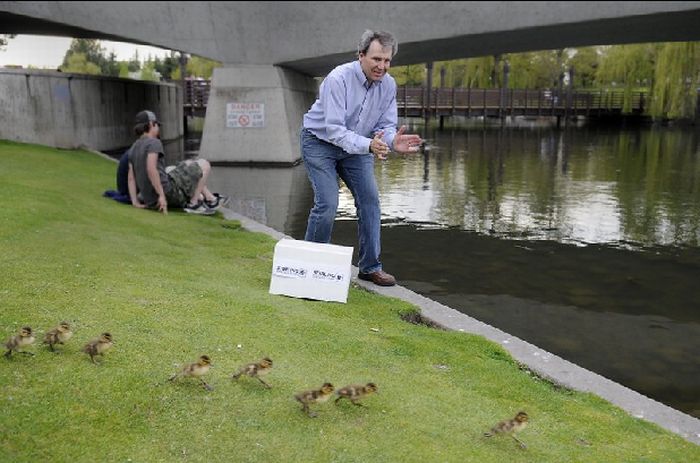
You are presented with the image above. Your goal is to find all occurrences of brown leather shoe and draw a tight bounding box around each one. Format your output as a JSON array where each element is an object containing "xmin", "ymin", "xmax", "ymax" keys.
[{"xmin": 358, "ymin": 270, "xmax": 396, "ymax": 287}]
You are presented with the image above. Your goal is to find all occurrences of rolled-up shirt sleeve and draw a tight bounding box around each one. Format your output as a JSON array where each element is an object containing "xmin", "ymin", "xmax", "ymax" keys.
[
  {"xmin": 373, "ymin": 95, "xmax": 398, "ymax": 151},
  {"xmin": 322, "ymin": 76, "xmax": 372, "ymax": 155}
]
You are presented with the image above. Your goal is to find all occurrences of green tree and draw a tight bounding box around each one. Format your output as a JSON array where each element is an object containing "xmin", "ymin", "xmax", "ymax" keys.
[
  {"xmin": 61, "ymin": 52, "xmax": 101, "ymax": 75},
  {"xmin": 153, "ymin": 52, "xmax": 180, "ymax": 80},
  {"xmin": 127, "ymin": 50, "xmax": 141, "ymax": 72},
  {"xmin": 463, "ymin": 56, "xmax": 496, "ymax": 88},
  {"xmin": 649, "ymin": 42, "xmax": 700, "ymax": 119},
  {"xmin": 567, "ymin": 47, "xmax": 599, "ymax": 89},
  {"xmin": 596, "ymin": 44, "xmax": 656, "ymax": 112},
  {"xmin": 172, "ymin": 55, "xmax": 222, "ymax": 80},
  {"xmin": 118, "ymin": 61, "xmax": 130, "ymax": 78},
  {"xmin": 102, "ymin": 51, "xmax": 120, "ymax": 77},
  {"xmin": 187, "ymin": 55, "xmax": 222, "ymax": 79},
  {"xmin": 390, "ymin": 64, "xmax": 425, "ymax": 86},
  {"xmin": 61, "ymin": 39, "xmax": 107, "ymax": 75},
  {"xmin": 140, "ymin": 60, "xmax": 159, "ymax": 81}
]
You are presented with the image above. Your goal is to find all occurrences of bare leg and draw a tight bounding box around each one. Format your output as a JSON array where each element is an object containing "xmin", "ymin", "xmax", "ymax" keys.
[{"xmin": 189, "ymin": 159, "xmax": 215, "ymax": 204}]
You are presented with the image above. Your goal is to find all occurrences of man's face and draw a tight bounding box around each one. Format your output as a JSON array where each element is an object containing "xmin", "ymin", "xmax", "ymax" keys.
[{"xmin": 359, "ymin": 40, "xmax": 392, "ymax": 82}]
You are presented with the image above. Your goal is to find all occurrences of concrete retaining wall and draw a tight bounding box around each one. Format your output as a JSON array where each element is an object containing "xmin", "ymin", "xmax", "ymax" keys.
[{"xmin": 0, "ymin": 69, "xmax": 183, "ymax": 151}]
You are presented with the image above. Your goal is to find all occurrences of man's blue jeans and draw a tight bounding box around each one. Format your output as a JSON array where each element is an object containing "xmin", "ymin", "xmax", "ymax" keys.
[{"xmin": 300, "ymin": 128, "xmax": 382, "ymax": 274}]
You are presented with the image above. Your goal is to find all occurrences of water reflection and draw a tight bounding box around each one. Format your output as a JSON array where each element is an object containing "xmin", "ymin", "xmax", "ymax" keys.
[
  {"xmin": 336, "ymin": 126, "xmax": 700, "ymax": 249},
  {"xmin": 207, "ymin": 164, "xmax": 313, "ymax": 236}
]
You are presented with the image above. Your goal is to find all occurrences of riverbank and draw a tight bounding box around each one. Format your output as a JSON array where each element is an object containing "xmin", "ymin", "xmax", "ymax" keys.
[{"xmin": 1, "ymin": 140, "xmax": 698, "ymax": 461}]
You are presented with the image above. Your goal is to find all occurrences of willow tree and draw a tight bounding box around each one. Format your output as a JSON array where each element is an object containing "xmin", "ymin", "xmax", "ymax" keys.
[
  {"xmin": 567, "ymin": 47, "xmax": 599, "ymax": 89},
  {"xmin": 387, "ymin": 63, "xmax": 424, "ymax": 86},
  {"xmin": 463, "ymin": 56, "xmax": 496, "ymax": 88},
  {"xmin": 505, "ymin": 50, "xmax": 566, "ymax": 89},
  {"xmin": 424, "ymin": 58, "xmax": 496, "ymax": 88},
  {"xmin": 648, "ymin": 42, "xmax": 700, "ymax": 120},
  {"xmin": 596, "ymin": 44, "xmax": 656, "ymax": 112}
]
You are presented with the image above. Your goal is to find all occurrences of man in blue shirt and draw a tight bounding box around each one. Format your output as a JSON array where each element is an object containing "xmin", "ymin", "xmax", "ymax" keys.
[{"xmin": 301, "ymin": 30, "xmax": 422, "ymax": 286}]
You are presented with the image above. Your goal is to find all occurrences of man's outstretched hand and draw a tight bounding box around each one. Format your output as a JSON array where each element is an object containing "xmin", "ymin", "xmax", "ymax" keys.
[{"xmin": 392, "ymin": 125, "xmax": 423, "ymax": 154}]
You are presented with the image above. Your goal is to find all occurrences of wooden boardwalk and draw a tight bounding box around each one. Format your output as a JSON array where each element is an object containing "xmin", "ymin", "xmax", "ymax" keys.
[{"xmin": 184, "ymin": 80, "xmax": 644, "ymax": 119}]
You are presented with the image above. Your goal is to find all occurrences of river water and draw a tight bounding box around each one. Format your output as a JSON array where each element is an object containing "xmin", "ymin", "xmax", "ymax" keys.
[{"xmin": 174, "ymin": 119, "xmax": 700, "ymax": 417}]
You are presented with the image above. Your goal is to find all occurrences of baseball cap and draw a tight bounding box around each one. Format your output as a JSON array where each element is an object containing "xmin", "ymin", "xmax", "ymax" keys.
[{"xmin": 135, "ymin": 110, "xmax": 159, "ymax": 125}]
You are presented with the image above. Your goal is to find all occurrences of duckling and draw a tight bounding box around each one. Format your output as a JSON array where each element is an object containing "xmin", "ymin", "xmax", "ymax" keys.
[
  {"xmin": 294, "ymin": 382, "xmax": 334, "ymax": 418},
  {"xmin": 231, "ymin": 357, "xmax": 273, "ymax": 388},
  {"xmin": 169, "ymin": 355, "xmax": 213, "ymax": 391},
  {"xmin": 335, "ymin": 382, "xmax": 378, "ymax": 407},
  {"xmin": 4, "ymin": 326, "xmax": 35, "ymax": 358},
  {"xmin": 484, "ymin": 411, "xmax": 529, "ymax": 449},
  {"xmin": 82, "ymin": 332, "xmax": 114, "ymax": 364},
  {"xmin": 43, "ymin": 321, "xmax": 73, "ymax": 352}
]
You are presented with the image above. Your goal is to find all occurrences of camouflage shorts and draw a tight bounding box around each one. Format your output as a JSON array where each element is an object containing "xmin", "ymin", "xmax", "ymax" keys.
[{"xmin": 165, "ymin": 161, "xmax": 203, "ymax": 207}]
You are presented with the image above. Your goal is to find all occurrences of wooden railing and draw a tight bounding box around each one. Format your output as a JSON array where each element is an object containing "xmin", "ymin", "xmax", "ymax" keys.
[
  {"xmin": 397, "ymin": 87, "xmax": 645, "ymax": 118},
  {"xmin": 184, "ymin": 80, "xmax": 645, "ymax": 118}
]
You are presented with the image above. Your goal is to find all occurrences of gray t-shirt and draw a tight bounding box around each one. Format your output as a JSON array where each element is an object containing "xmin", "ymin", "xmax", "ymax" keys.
[{"xmin": 128, "ymin": 137, "xmax": 171, "ymax": 208}]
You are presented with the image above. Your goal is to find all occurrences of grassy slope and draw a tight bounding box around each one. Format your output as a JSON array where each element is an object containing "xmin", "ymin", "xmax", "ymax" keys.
[{"xmin": 0, "ymin": 141, "xmax": 697, "ymax": 462}]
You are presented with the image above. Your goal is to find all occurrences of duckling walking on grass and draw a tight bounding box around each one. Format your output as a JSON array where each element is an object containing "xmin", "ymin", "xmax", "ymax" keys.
[
  {"xmin": 231, "ymin": 357, "xmax": 273, "ymax": 388},
  {"xmin": 4, "ymin": 326, "xmax": 35, "ymax": 358},
  {"xmin": 169, "ymin": 355, "xmax": 214, "ymax": 391},
  {"xmin": 294, "ymin": 383, "xmax": 334, "ymax": 418},
  {"xmin": 484, "ymin": 411, "xmax": 529, "ymax": 449},
  {"xmin": 335, "ymin": 383, "xmax": 378, "ymax": 407},
  {"xmin": 82, "ymin": 332, "xmax": 114, "ymax": 364},
  {"xmin": 43, "ymin": 321, "xmax": 73, "ymax": 352}
]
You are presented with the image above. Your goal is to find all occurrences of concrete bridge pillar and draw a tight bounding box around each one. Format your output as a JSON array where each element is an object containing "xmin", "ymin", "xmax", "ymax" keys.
[{"xmin": 199, "ymin": 65, "xmax": 318, "ymax": 165}]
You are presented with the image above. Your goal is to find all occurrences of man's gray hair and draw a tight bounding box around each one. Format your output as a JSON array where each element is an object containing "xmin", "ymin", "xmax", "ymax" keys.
[{"xmin": 358, "ymin": 30, "xmax": 398, "ymax": 57}]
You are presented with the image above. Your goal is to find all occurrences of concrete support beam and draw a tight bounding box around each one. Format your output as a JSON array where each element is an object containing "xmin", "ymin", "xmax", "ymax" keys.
[{"xmin": 199, "ymin": 65, "xmax": 317, "ymax": 165}]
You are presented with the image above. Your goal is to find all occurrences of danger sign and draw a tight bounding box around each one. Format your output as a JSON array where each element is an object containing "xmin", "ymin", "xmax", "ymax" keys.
[{"xmin": 226, "ymin": 102, "xmax": 265, "ymax": 128}]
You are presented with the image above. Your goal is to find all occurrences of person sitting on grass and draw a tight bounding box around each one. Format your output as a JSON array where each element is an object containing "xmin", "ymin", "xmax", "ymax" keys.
[{"xmin": 127, "ymin": 110, "xmax": 227, "ymax": 215}]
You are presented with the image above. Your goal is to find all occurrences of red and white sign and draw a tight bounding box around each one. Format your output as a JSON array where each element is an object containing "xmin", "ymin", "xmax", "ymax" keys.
[{"xmin": 226, "ymin": 102, "xmax": 265, "ymax": 128}]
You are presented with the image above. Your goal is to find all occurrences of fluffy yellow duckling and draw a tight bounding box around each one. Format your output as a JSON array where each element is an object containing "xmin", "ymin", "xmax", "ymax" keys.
[
  {"xmin": 43, "ymin": 321, "xmax": 73, "ymax": 352},
  {"xmin": 231, "ymin": 357, "xmax": 273, "ymax": 388},
  {"xmin": 335, "ymin": 382, "xmax": 378, "ymax": 407},
  {"xmin": 484, "ymin": 411, "xmax": 529, "ymax": 449},
  {"xmin": 4, "ymin": 326, "xmax": 35, "ymax": 358},
  {"xmin": 169, "ymin": 355, "xmax": 213, "ymax": 391},
  {"xmin": 294, "ymin": 382, "xmax": 334, "ymax": 418},
  {"xmin": 82, "ymin": 332, "xmax": 114, "ymax": 364}
]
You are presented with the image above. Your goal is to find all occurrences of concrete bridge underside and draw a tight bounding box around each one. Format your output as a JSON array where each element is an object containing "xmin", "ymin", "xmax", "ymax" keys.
[
  {"xmin": 3, "ymin": 2, "xmax": 700, "ymax": 76},
  {"xmin": 3, "ymin": 1, "xmax": 700, "ymax": 163}
]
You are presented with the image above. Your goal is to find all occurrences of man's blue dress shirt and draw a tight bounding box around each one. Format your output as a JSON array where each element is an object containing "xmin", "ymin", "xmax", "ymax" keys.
[{"xmin": 303, "ymin": 60, "xmax": 398, "ymax": 155}]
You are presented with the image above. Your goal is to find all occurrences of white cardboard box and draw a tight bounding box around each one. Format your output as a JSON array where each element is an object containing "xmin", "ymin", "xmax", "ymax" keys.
[{"xmin": 269, "ymin": 239, "xmax": 354, "ymax": 303}]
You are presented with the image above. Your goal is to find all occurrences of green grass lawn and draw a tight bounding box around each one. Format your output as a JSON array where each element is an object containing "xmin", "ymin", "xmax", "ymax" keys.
[{"xmin": 0, "ymin": 140, "xmax": 697, "ymax": 462}]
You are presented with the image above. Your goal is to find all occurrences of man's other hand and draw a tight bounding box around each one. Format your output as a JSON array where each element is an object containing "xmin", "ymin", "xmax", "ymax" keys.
[{"xmin": 392, "ymin": 125, "xmax": 423, "ymax": 154}]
